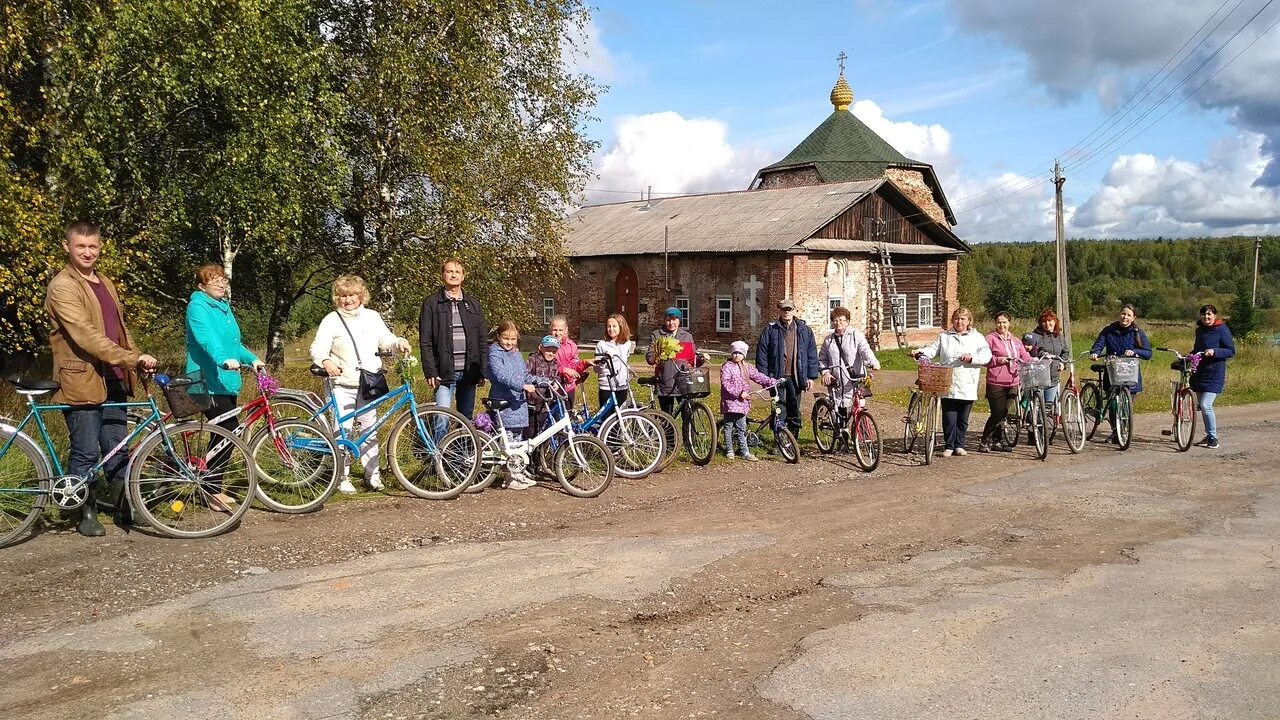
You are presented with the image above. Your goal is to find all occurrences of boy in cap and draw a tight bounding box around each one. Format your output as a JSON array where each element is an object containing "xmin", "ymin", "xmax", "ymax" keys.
[
  {"xmin": 525, "ymin": 335, "xmax": 561, "ymax": 437},
  {"xmin": 719, "ymin": 340, "xmax": 776, "ymax": 461}
]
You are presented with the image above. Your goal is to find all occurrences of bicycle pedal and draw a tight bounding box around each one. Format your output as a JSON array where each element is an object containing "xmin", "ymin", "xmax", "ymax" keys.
[{"xmin": 1160, "ymin": 430, "xmax": 1172, "ymax": 436}]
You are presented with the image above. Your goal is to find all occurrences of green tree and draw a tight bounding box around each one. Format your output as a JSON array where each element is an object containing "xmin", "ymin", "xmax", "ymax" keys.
[{"xmin": 1228, "ymin": 283, "xmax": 1258, "ymax": 338}]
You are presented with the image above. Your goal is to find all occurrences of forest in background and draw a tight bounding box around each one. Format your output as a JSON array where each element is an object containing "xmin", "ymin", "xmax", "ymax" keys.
[{"xmin": 958, "ymin": 236, "xmax": 1280, "ymax": 337}]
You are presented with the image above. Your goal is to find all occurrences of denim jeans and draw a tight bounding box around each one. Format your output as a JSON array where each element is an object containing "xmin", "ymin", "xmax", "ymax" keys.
[
  {"xmin": 941, "ymin": 398, "xmax": 973, "ymax": 451},
  {"xmin": 721, "ymin": 412, "xmax": 747, "ymax": 455},
  {"xmin": 434, "ymin": 371, "xmax": 478, "ymax": 419},
  {"xmin": 1198, "ymin": 391, "xmax": 1219, "ymax": 438},
  {"xmin": 62, "ymin": 378, "xmax": 129, "ymax": 496}
]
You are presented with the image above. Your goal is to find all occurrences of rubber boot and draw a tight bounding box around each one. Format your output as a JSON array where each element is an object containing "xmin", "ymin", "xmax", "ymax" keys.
[
  {"xmin": 109, "ymin": 480, "xmax": 133, "ymax": 529},
  {"xmin": 77, "ymin": 505, "xmax": 106, "ymax": 537}
]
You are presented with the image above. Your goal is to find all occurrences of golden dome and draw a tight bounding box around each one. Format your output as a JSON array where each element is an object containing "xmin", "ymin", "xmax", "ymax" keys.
[{"xmin": 830, "ymin": 73, "xmax": 853, "ymax": 111}]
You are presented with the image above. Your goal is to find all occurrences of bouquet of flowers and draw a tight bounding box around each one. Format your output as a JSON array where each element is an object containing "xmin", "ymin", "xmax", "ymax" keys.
[
  {"xmin": 473, "ymin": 412, "xmax": 494, "ymax": 434},
  {"xmin": 1187, "ymin": 352, "xmax": 1202, "ymax": 374}
]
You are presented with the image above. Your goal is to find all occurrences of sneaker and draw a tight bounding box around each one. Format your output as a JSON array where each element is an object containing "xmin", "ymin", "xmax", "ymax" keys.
[
  {"xmin": 1197, "ymin": 435, "xmax": 1212, "ymax": 446},
  {"xmin": 338, "ymin": 479, "xmax": 357, "ymax": 495},
  {"xmin": 741, "ymin": 452, "xmax": 760, "ymax": 462},
  {"xmin": 367, "ymin": 477, "xmax": 385, "ymax": 492},
  {"xmin": 942, "ymin": 449, "xmax": 954, "ymax": 457},
  {"xmin": 994, "ymin": 443, "xmax": 1013, "ymax": 453},
  {"xmin": 953, "ymin": 448, "xmax": 968, "ymax": 456},
  {"xmin": 1106, "ymin": 434, "xmax": 1120, "ymax": 445},
  {"xmin": 977, "ymin": 442, "xmax": 991, "ymax": 453},
  {"xmin": 725, "ymin": 453, "xmax": 737, "ymax": 460},
  {"xmin": 1206, "ymin": 437, "xmax": 1220, "ymax": 449},
  {"xmin": 507, "ymin": 477, "xmax": 536, "ymax": 490}
]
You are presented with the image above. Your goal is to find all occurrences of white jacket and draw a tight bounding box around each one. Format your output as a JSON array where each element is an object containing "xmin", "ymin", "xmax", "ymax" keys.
[
  {"xmin": 818, "ymin": 329, "xmax": 879, "ymax": 407},
  {"xmin": 918, "ymin": 329, "xmax": 992, "ymax": 401},
  {"xmin": 594, "ymin": 339, "xmax": 634, "ymax": 391},
  {"xmin": 309, "ymin": 308, "xmax": 403, "ymax": 388}
]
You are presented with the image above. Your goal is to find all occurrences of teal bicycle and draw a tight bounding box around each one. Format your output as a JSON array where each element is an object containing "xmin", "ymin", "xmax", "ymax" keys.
[
  {"xmin": 1, "ymin": 370, "xmax": 256, "ymax": 546},
  {"xmin": 304, "ymin": 352, "xmax": 481, "ymax": 499}
]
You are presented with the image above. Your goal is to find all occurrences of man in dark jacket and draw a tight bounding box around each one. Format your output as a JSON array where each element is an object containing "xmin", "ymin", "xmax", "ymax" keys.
[
  {"xmin": 755, "ymin": 298, "xmax": 819, "ymax": 436},
  {"xmin": 418, "ymin": 259, "xmax": 487, "ymax": 419}
]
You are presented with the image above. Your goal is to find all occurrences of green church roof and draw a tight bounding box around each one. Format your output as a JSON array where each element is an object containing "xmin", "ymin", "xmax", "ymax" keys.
[{"xmin": 758, "ymin": 110, "xmax": 916, "ymax": 181}]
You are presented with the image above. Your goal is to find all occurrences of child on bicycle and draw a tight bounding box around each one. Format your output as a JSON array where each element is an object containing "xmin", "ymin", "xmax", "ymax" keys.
[
  {"xmin": 487, "ymin": 321, "xmax": 542, "ymax": 489},
  {"xmin": 720, "ymin": 340, "xmax": 777, "ymax": 461},
  {"xmin": 525, "ymin": 335, "xmax": 561, "ymax": 439}
]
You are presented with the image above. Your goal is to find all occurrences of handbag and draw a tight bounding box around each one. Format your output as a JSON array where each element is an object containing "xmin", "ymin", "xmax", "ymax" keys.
[{"xmin": 336, "ymin": 313, "xmax": 390, "ymax": 402}]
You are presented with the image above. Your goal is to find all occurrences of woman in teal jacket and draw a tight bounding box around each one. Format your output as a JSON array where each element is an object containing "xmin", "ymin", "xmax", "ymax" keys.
[{"xmin": 185, "ymin": 264, "xmax": 263, "ymax": 508}]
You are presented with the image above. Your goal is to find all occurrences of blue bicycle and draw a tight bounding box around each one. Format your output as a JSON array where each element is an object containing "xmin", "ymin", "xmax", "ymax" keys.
[
  {"xmin": 304, "ymin": 352, "xmax": 480, "ymax": 499},
  {"xmin": 1, "ymin": 370, "xmax": 256, "ymax": 545}
]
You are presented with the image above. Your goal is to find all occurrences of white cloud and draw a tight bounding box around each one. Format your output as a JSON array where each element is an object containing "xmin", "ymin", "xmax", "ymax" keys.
[
  {"xmin": 561, "ymin": 17, "xmax": 644, "ymax": 85},
  {"xmin": 853, "ymin": 99, "xmax": 956, "ymax": 174},
  {"xmin": 588, "ymin": 112, "xmax": 774, "ymax": 203},
  {"xmin": 951, "ymin": 171, "xmax": 1057, "ymax": 243}
]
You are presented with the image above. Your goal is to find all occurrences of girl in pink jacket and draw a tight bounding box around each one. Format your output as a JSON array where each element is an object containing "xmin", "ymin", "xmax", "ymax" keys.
[
  {"xmin": 720, "ymin": 340, "xmax": 777, "ymax": 461},
  {"xmin": 981, "ymin": 311, "xmax": 1031, "ymax": 452}
]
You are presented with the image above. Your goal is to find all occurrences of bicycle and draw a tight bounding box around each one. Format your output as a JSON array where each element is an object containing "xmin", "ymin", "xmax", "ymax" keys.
[
  {"xmin": 811, "ymin": 370, "xmax": 880, "ymax": 471},
  {"xmin": 560, "ymin": 353, "xmax": 665, "ymax": 479},
  {"xmin": 627, "ymin": 377, "xmax": 682, "ymax": 472},
  {"xmin": 1080, "ymin": 354, "xmax": 1140, "ymax": 451},
  {"xmin": 903, "ymin": 359, "xmax": 948, "ymax": 465},
  {"xmin": 1157, "ymin": 348, "xmax": 1202, "ymax": 452},
  {"xmin": 450, "ymin": 381, "xmax": 615, "ymax": 497},
  {"xmin": 635, "ymin": 368, "xmax": 715, "ymax": 467},
  {"xmin": 999, "ymin": 358, "xmax": 1054, "ymax": 461},
  {"xmin": 718, "ymin": 383, "xmax": 800, "ymax": 464},
  {"xmin": 304, "ymin": 351, "xmax": 480, "ymax": 499},
  {"xmin": 1, "ymin": 370, "xmax": 256, "ymax": 545},
  {"xmin": 1048, "ymin": 360, "xmax": 1087, "ymax": 454}
]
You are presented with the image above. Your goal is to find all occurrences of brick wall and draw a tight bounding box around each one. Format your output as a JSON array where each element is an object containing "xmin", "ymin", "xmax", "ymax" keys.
[
  {"xmin": 756, "ymin": 167, "xmax": 824, "ymax": 190},
  {"xmin": 883, "ymin": 168, "xmax": 948, "ymax": 226}
]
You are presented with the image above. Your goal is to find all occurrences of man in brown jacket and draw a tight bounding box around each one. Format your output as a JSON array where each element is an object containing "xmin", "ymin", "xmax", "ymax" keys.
[{"xmin": 45, "ymin": 221, "xmax": 157, "ymax": 536}]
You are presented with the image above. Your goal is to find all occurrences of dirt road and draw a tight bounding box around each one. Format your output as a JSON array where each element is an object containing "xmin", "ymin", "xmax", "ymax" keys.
[{"xmin": 1, "ymin": 403, "xmax": 1277, "ymax": 719}]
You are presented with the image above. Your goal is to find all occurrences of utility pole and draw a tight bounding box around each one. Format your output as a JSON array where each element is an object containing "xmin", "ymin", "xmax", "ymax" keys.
[
  {"xmin": 1253, "ymin": 236, "xmax": 1262, "ymax": 307},
  {"xmin": 1054, "ymin": 161, "xmax": 1071, "ymax": 348}
]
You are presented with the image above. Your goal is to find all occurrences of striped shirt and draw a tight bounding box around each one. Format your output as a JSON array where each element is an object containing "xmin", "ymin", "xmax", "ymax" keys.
[{"xmin": 450, "ymin": 299, "xmax": 467, "ymax": 372}]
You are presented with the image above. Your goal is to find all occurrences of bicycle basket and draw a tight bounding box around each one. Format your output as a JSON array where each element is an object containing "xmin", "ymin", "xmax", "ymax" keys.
[
  {"xmin": 1018, "ymin": 360, "xmax": 1054, "ymax": 390},
  {"xmin": 162, "ymin": 376, "xmax": 212, "ymax": 418},
  {"xmin": 674, "ymin": 367, "xmax": 711, "ymax": 398},
  {"xmin": 1106, "ymin": 357, "xmax": 1141, "ymax": 388},
  {"xmin": 916, "ymin": 364, "xmax": 953, "ymax": 394}
]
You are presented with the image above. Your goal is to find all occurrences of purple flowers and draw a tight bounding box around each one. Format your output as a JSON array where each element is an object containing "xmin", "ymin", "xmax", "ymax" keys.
[
  {"xmin": 256, "ymin": 371, "xmax": 280, "ymax": 395},
  {"xmin": 474, "ymin": 412, "xmax": 494, "ymax": 434}
]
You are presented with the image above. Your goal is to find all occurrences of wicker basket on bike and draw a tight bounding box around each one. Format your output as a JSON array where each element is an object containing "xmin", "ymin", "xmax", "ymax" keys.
[
  {"xmin": 160, "ymin": 374, "xmax": 213, "ymax": 418},
  {"xmin": 915, "ymin": 363, "xmax": 953, "ymax": 394}
]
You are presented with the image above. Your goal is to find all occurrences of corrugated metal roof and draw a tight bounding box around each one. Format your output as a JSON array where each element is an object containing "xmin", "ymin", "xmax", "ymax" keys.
[
  {"xmin": 802, "ymin": 239, "xmax": 963, "ymax": 256},
  {"xmin": 566, "ymin": 179, "xmax": 882, "ymax": 257}
]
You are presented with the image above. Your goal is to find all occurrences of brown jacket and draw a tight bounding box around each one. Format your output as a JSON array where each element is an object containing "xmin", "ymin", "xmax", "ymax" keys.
[{"xmin": 44, "ymin": 266, "xmax": 141, "ymax": 405}]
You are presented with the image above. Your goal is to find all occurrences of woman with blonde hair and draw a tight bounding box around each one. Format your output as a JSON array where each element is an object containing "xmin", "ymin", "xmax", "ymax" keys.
[
  {"xmin": 913, "ymin": 307, "xmax": 992, "ymax": 457},
  {"xmin": 309, "ymin": 275, "xmax": 409, "ymax": 493}
]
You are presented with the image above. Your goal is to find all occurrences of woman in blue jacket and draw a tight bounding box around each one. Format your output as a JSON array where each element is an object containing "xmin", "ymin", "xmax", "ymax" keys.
[
  {"xmin": 1089, "ymin": 304, "xmax": 1152, "ymax": 442},
  {"xmin": 1190, "ymin": 304, "xmax": 1235, "ymax": 449}
]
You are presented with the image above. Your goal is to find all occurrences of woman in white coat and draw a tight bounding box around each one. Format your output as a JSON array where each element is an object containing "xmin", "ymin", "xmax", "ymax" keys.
[
  {"xmin": 310, "ymin": 275, "xmax": 410, "ymax": 493},
  {"xmin": 913, "ymin": 307, "xmax": 992, "ymax": 457}
]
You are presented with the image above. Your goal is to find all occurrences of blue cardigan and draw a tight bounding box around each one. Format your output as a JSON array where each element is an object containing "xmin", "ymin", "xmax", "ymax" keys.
[
  {"xmin": 1090, "ymin": 321, "xmax": 1153, "ymax": 393},
  {"xmin": 185, "ymin": 291, "xmax": 258, "ymax": 396},
  {"xmin": 1191, "ymin": 321, "xmax": 1235, "ymax": 394},
  {"xmin": 486, "ymin": 343, "xmax": 539, "ymax": 430}
]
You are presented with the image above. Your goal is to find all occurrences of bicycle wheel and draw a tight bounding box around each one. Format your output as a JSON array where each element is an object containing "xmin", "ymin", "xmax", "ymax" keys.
[
  {"xmin": 600, "ymin": 411, "xmax": 665, "ymax": 479},
  {"xmin": 270, "ymin": 396, "xmax": 330, "ymax": 432},
  {"xmin": 129, "ymin": 422, "xmax": 255, "ymax": 539},
  {"xmin": 923, "ymin": 395, "xmax": 938, "ymax": 465},
  {"xmin": 1173, "ymin": 390, "xmax": 1196, "ymax": 452},
  {"xmin": 1114, "ymin": 389, "xmax": 1134, "ymax": 451},
  {"xmin": 646, "ymin": 410, "xmax": 680, "ymax": 472},
  {"xmin": 775, "ymin": 427, "xmax": 800, "ymax": 464},
  {"xmin": 903, "ymin": 392, "xmax": 924, "ymax": 453},
  {"xmin": 852, "ymin": 412, "xmax": 882, "ymax": 472},
  {"xmin": 248, "ymin": 420, "xmax": 340, "ymax": 513},
  {"xmin": 1032, "ymin": 394, "xmax": 1048, "ymax": 461},
  {"xmin": 1002, "ymin": 395, "xmax": 1022, "ymax": 448},
  {"xmin": 0, "ymin": 428, "xmax": 51, "ymax": 547},
  {"xmin": 1062, "ymin": 391, "xmax": 1086, "ymax": 453},
  {"xmin": 1082, "ymin": 382, "xmax": 1104, "ymax": 440},
  {"xmin": 811, "ymin": 398, "xmax": 837, "ymax": 454},
  {"xmin": 554, "ymin": 435, "xmax": 614, "ymax": 498},
  {"xmin": 682, "ymin": 402, "xmax": 715, "ymax": 467},
  {"xmin": 386, "ymin": 407, "xmax": 479, "ymax": 499},
  {"xmin": 457, "ymin": 431, "xmax": 503, "ymax": 492}
]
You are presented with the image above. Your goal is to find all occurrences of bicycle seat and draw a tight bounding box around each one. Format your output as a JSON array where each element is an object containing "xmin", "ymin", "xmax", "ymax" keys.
[
  {"xmin": 6, "ymin": 375, "xmax": 59, "ymax": 395},
  {"xmin": 1090, "ymin": 363, "xmax": 1106, "ymax": 373},
  {"xmin": 637, "ymin": 377, "xmax": 658, "ymax": 387},
  {"xmin": 309, "ymin": 364, "xmax": 329, "ymax": 377},
  {"xmin": 482, "ymin": 398, "xmax": 510, "ymax": 411}
]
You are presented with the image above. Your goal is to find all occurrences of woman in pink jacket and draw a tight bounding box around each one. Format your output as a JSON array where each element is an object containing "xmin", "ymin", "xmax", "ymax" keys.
[
  {"xmin": 720, "ymin": 340, "xmax": 777, "ymax": 461},
  {"xmin": 980, "ymin": 311, "xmax": 1031, "ymax": 453}
]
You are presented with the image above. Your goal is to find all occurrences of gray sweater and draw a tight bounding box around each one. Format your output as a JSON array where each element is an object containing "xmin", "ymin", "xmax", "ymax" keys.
[{"xmin": 1023, "ymin": 328, "xmax": 1071, "ymax": 383}]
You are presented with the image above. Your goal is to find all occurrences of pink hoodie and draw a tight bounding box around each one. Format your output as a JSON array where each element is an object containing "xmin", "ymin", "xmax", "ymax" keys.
[
  {"xmin": 555, "ymin": 338, "xmax": 591, "ymax": 394},
  {"xmin": 985, "ymin": 331, "xmax": 1031, "ymax": 388}
]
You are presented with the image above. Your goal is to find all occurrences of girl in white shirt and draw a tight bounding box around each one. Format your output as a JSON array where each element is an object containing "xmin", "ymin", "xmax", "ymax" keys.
[
  {"xmin": 594, "ymin": 313, "xmax": 635, "ymax": 413},
  {"xmin": 309, "ymin": 275, "xmax": 409, "ymax": 493}
]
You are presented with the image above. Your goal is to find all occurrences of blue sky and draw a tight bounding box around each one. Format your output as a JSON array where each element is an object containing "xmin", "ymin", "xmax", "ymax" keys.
[{"xmin": 571, "ymin": 0, "xmax": 1280, "ymax": 242}]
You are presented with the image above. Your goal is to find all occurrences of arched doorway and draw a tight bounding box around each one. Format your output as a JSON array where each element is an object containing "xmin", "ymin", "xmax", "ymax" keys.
[{"xmin": 614, "ymin": 266, "xmax": 638, "ymax": 332}]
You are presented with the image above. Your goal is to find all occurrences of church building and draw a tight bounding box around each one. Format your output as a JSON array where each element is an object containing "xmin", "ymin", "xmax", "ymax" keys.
[{"xmin": 538, "ymin": 67, "xmax": 970, "ymax": 349}]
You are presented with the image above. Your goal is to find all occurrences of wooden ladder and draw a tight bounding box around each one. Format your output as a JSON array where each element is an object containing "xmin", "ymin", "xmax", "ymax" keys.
[{"xmin": 879, "ymin": 243, "xmax": 907, "ymax": 349}]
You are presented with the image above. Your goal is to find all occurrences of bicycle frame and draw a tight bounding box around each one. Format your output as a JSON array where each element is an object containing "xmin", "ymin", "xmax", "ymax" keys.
[{"xmin": 313, "ymin": 378, "xmax": 426, "ymax": 458}]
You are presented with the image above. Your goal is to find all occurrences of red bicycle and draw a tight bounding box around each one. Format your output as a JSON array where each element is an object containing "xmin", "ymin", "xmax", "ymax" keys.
[
  {"xmin": 812, "ymin": 370, "xmax": 881, "ymax": 471},
  {"xmin": 1157, "ymin": 348, "xmax": 1202, "ymax": 452}
]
